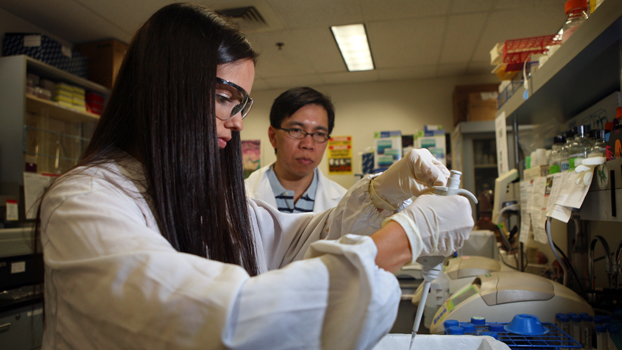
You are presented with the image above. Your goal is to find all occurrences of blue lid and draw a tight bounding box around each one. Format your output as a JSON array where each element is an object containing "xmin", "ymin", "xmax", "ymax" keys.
[
  {"xmin": 579, "ymin": 313, "xmax": 589, "ymax": 316},
  {"xmin": 481, "ymin": 331, "xmax": 499, "ymax": 340},
  {"xmin": 595, "ymin": 325, "xmax": 607, "ymax": 333},
  {"xmin": 444, "ymin": 320, "xmax": 459, "ymax": 328},
  {"xmin": 556, "ymin": 313, "xmax": 565, "ymax": 320},
  {"xmin": 582, "ymin": 315, "xmax": 593, "ymax": 322},
  {"xmin": 559, "ymin": 315, "xmax": 570, "ymax": 322},
  {"xmin": 567, "ymin": 313, "xmax": 577, "ymax": 317},
  {"xmin": 461, "ymin": 322, "xmax": 476, "ymax": 332},
  {"xmin": 571, "ymin": 315, "xmax": 582, "ymax": 322},
  {"xmin": 447, "ymin": 326, "xmax": 465, "ymax": 335},
  {"xmin": 594, "ymin": 315, "xmax": 604, "ymax": 324},
  {"xmin": 603, "ymin": 315, "xmax": 612, "ymax": 321},
  {"xmin": 471, "ymin": 316, "xmax": 486, "ymax": 325},
  {"xmin": 489, "ymin": 323, "xmax": 505, "ymax": 332}
]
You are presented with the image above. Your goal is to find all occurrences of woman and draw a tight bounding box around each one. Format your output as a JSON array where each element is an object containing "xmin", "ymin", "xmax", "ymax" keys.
[{"xmin": 38, "ymin": 3, "xmax": 473, "ymax": 349}]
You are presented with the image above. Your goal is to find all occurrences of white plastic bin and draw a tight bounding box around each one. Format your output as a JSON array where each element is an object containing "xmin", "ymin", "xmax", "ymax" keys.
[{"xmin": 373, "ymin": 334, "xmax": 511, "ymax": 350}]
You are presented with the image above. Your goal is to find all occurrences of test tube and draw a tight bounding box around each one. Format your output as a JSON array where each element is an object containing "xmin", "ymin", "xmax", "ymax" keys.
[
  {"xmin": 582, "ymin": 315, "xmax": 594, "ymax": 349},
  {"xmin": 461, "ymin": 322, "xmax": 476, "ymax": 334},
  {"xmin": 471, "ymin": 316, "xmax": 486, "ymax": 334},
  {"xmin": 595, "ymin": 325, "xmax": 607, "ymax": 350},
  {"xmin": 571, "ymin": 315, "xmax": 583, "ymax": 344},
  {"xmin": 557, "ymin": 313, "xmax": 567, "ymax": 328}
]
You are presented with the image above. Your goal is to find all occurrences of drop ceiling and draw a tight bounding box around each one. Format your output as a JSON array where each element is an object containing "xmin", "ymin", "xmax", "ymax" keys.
[{"xmin": 0, "ymin": 0, "xmax": 569, "ymax": 91}]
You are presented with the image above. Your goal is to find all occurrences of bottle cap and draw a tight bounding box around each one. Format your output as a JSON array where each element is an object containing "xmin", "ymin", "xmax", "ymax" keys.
[
  {"xmin": 471, "ymin": 316, "xmax": 486, "ymax": 325},
  {"xmin": 582, "ymin": 315, "xmax": 593, "ymax": 322},
  {"xmin": 571, "ymin": 315, "xmax": 582, "ymax": 322},
  {"xmin": 579, "ymin": 313, "xmax": 589, "ymax": 316},
  {"xmin": 567, "ymin": 313, "xmax": 577, "ymax": 317},
  {"xmin": 481, "ymin": 331, "xmax": 499, "ymax": 340},
  {"xmin": 594, "ymin": 315, "xmax": 604, "ymax": 324},
  {"xmin": 444, "ymin": 320, "xmax": 460, "ymax": 329},
  {"xmin": 565, "ymin": 130, "xmax": 575, "ymax": 139},
  {"xmin": 447, "ymin": 326, "xmax": 465, "ymax": 335},
  {"xmin": 489, "ymin": 323, "xmax": 506, "ymax": 332},
  {"xmin": 559, "ymin": 315, "xmax": 570, "ymax": 322},
  {"xmin": 554, "ymin": 135, "xmax": 566, "ymax": 144},
  {"xmin": 565, "ymin": 0, "xmax": 587, "ymax": 14},
  {"xmin": 461, "ymin": 322, "xmax": 476, "ymax": 332},
  {"xmin": 576, "ymin": 124, "xmax": 590, "ymax": 136},
  {"xmin": 605, "ymin": 122, "xmax": 614, "ymax": 131},
  {"xmin": 595, "ymin": 325, "xmax": 607, "ymax": 333}
]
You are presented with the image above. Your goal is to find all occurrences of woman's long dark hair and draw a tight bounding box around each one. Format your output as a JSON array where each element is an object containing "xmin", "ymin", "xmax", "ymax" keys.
[{"xmin": 39, "ymin": 3, "xmax": 260, "ymax": 275}]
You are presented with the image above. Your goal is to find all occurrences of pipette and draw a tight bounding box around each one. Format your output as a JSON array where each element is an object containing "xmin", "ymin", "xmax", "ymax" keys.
[{"xmin": 408, "ymin": 170, "xmax": 477, "ymax": 350}]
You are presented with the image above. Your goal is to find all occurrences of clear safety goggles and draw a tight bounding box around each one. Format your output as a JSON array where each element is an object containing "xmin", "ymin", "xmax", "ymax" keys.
[{"xmin": 215, "ymin": 77, "xmax": 254, "ymax": 121}]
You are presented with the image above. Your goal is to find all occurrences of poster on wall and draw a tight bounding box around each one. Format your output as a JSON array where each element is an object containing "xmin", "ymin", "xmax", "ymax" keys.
[
  {"xmin": 241, "ymin": 140, "xmax": 261, "ymax": 179},
  {"xmin": 374, "ymin": 131, "xmax": 402, "ymax": 169},
  {"xmin": 328, "ymin": 136, "xmax": 352, "ymax": 174}
]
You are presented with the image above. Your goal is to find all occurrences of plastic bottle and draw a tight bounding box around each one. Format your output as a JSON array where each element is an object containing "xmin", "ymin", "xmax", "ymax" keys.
[
  {"xmin": 582, "ymin": 315, "xmax": 594, "ymax": 349},
  {"xmin": 423, "ymin": 268, "xmax": 450, "ymax": 329},
  {"xmin": 569, "ymin": 125, "xmax": 591, "ymax": 169},
  {"xmin": 562, "ymin": 0, "xmax": 589, "ymax": 43},
  {"xmin": 571, "ymin": 315, "xmax": 583, "ymax": 343},
  {"xmin": 595, "ymin": 325, "xmax": 608, "ymax": 350},
  {"xmin": 590, "ymin": 130, "xmax": 606, "ymax": 157},
  {"xmin": 550, "ymin": 135, "xmax": 566, "ymax": 173}
]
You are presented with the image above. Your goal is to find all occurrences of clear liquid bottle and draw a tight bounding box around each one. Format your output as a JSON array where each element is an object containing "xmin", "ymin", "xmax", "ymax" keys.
[
  {"xmin": 590, "ymin": 130, "xmax": 606, "ymax": 157},
  {"xmin": 549, "ymin": 135, "xmax": 566, "ymax": 174},
  {"xmin": 561, "ymin": 129, "xmax": 575, "ymax": 171},
  {"xmin": 570, "ymin": 125, "xmax": 591, "ymax": 169},
  {"xmin": 562, "ymin": 0, "xmax": 589, "ymax": 43}
]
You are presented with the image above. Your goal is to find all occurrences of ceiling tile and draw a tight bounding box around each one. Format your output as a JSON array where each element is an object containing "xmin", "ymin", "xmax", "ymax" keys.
[
  {"xmin": 367, "ymin": 17, "xmax": 446, "ymax": 68},
  {"xmin": 451, "ymin": 0, "xmax": 494, "ymax": 14},
  {"xmin": 495, "ymin": 0, "xmax": 568, "ymax": 10},
  {"xmin": 437, "ymin": 62, "xmax": 468, "ymax": 77},
  {"xmin": 466, "ymin": 61, "xmax": 495, "ymax": 76},
  {"xmin": 251, "ymin": 77, "xmax": 271, "ymax": 91},
  {"xmin": 320, "ymin": 70, "xmax": 378, "ymax": 85},
  {"xmin": 75, "ymin": 0, "xmax": 170, "ymax": 36},
  {"xmin": 360, "ymin": 0, "xmax": 451, "ymax": 21},
  {"xmin": 439, "ymin": 13, "xmax": 488, "ymax": 64},
  {"xmin": 376, "ymin": 65, "xmax": 438, "ymax": 81},
  {"xmin": 267, "ymin": 0, "xmax": 363, "ymax": 29},
  {"xmin": 263, "ymin": 74, "xmax": 326, "ymax": 90}
]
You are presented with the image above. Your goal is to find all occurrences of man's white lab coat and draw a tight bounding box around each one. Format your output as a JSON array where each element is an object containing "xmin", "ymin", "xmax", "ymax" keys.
[
  {"xmin": 245, "ymin": 164, "xmax": 347, "ymax": 213},
  {"xmin": 39, "ymin": 154, "xmax": 399, "ymax": 350}
]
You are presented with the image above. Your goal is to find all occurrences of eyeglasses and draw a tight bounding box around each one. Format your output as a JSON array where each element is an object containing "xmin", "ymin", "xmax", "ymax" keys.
[
  {"xmin": 215, "ymin": 77, "xmax": 254, "ymax": 121},
  {"xmin": 277, "ymin": 127, "xmax": 330, "ymax": 143}
]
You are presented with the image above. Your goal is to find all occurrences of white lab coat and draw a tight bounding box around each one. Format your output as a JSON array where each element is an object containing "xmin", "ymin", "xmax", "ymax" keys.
[
  {"xmin": 245, "ymin": 164, "xmax": 347, "ymax": 213},
  {"xmin": 39, "ymin": 154, "xmax": 399, "ymax": 350}
]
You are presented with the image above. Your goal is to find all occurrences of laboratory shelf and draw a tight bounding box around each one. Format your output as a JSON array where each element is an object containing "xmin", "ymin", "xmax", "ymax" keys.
[
  {"xmin": 498, "ymin": 0, "xmax": 622, "ymax": 126},
  {"xmin": 26, "ymin": 94, "xmax": 100, "ymax": 123},
  {"xmin": 445, "ymin": 322, "xmax": 582, "ymax": 350}
]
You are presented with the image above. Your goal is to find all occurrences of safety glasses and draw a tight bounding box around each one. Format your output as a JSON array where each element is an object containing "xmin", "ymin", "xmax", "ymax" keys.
[{"xmin": 215, "ymin": 77, "xmax": 254, "ymax": 120}]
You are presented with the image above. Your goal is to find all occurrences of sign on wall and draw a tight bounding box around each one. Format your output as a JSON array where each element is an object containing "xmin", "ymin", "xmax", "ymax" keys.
[{"xmin": 328, "ymin": 136, "xmax": 352, "ymax": 174}]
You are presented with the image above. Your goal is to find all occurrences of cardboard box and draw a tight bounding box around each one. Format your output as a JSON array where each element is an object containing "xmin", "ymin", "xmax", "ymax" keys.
[
  {"xmin": 453, "ymin": 84, "xmax": 499, "ymax": 126},
  {"xmin": 75, "ymin": 39, "xmax": 128, "ymax": 89},
  {"xmin": 467, "ymin": 92, "xmax": 499, "ymax": 122}
]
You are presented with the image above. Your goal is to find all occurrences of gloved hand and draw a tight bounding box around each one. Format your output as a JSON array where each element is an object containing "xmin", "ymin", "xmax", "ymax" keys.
[
  {"xmin": 370, "ymin": 149, "xmax": 450, "ymax": 211},
  {"xmin": 383, "ymin": 194, "xmax": 474, "ymax": 264}
]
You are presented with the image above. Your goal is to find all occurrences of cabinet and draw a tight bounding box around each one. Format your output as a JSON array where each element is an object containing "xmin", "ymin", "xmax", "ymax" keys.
[{"xmin": 0, "ymin": 55, "xmax": 109, "ymax": 222}]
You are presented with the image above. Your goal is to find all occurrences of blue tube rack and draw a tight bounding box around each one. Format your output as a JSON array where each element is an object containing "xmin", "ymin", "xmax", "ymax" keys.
[{"xmin": 444, "ymin": 322, "xmax": 582, "ymax": 350}]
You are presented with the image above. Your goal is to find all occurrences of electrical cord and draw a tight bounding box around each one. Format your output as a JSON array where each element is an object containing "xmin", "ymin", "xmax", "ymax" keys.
[{"xmin": 552, "ymin": 241, "xmax": 586, "ymax": 295}]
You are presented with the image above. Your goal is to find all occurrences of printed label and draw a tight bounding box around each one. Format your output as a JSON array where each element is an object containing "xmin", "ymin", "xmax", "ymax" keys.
[
  {"xmin": 11, "ymin": 261, "xmax": 26, "ymax": 274},
  {"xmin": 24, "ymin": 35, "xmax": 41, "ymax": 47}
]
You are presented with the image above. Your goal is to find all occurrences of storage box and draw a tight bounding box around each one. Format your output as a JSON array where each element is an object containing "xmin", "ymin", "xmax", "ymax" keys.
[
  {"xmin": 373, "ymin": 334, "xmax": 510, "ymax": 350},
  {"xmin": 453, "ymin": 84, "xmax": 499, "ymax": 126},
  {"xmin": 467, "ymin": 92, "xmax": 499, "ymax": 122},
  {"xmin": 75, "ymin": 39, "xmax": 128, "ymax": 89},
  {"xmin": 2, "ymin": 33, "xmax": 87, "ymax": 77}
]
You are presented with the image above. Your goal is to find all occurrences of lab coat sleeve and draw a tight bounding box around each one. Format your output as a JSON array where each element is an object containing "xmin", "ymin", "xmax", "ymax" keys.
[{"xmin": 40, "ymin": 175, "xmax": 400, "ymax": 350}]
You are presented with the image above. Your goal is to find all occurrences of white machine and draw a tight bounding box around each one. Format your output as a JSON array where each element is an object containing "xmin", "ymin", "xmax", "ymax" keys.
[
  {"xmin": 492, "ymin": 169, "xmax": 519, "ymax": 224},
  {"xmin": 428, "ymin": 271, "xmax": 594, "ymax": 334},
  {"xmin": 412, "ymin": 256, "xmax": 512, "ymax": 304}
]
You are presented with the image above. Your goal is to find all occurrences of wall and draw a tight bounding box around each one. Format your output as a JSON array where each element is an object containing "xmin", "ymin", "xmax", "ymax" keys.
[{"xmin": 241, "ymin": 74, "xmax": 499, "ymax": 189}]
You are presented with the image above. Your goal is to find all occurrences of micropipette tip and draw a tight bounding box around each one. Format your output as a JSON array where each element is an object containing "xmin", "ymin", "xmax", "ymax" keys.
[{"xmin": 409, "ymin": 331, "xmax": 416, "ymax": 349}]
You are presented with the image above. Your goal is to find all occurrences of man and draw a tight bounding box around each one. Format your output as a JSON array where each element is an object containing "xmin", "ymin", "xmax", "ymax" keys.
[{"xmin": 245, "ymin": 87, "xmax": 347, "ymax": 213}]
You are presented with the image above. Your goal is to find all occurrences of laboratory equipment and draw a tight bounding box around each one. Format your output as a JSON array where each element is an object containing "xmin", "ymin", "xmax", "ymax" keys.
[
  {"xmin": 459, "ymin": 230, "xmax": 498, "ymax": 259},
  {"xmin": 569, "ymin": 124, "xmax": 592, "ymax": 169},
  {"xmin": 492, "ymin": 169, "xmax": 519, "ymax": 224},
  {"xmin": 409, "ymin": 170, "xmax": 477, "ymax": 349},
  {"xmin": 412, "ymin": 256, "xmax": 513, "ymax": 305},
  {"xmin": 373, "ymin": 334, "xmax": 511, "ymax": 350},
  {"xmin": 429, "ymin": 271, "xmax": 594, "ymax": 334},
  {"xmin": 505, "ymin": 314, "xmax": 549, "ymax": 335},
  {"xmin": 595, "ymin": 325, "xmax": 607, "ymax": 350}
]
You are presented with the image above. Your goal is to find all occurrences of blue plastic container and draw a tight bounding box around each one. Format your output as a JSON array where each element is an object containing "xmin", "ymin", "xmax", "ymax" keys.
[
  {"xmin": 504, "ymin": 314, "xmax": 549, "ymax": 335},
  {"xmin": 488, "ymin": 323, "xmax": 505, "ymax": 332},
  {"xmin": 471, "ymin": 316, "xmax": 486, "ymax": 325},
  {"xmin": 444, "ymin": 320, "xmax": 459, "ymax": 329},
  {"xmin": 481, "ymin": 331, "xmax": 499, "ymax": 340},
  {"xmin": 461, "ymin": 322, "xmax": 475, "ymax": 333}
]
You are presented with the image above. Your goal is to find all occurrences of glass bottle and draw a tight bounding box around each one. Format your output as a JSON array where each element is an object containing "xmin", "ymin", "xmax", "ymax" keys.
[
  {"xmin": 562, "ymin": 0, "xmax": 589, "ymax": 43},
  {"xmin": 590, "ymin": 130, "xmax": 606, "ymax": 157},
  {"xmin": 561, "ymin": 129, "xmax": 575, "ymax": 171},
  {"xmin": 570, "ymin": 125, "xmax": 591, "ymax": 169},
  {"xmin": 549, "ymin": 135, "xmax": 566, "ymax": 174}
]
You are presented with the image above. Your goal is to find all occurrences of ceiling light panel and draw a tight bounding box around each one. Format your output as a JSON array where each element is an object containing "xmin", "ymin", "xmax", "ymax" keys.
[{"xmin": 330, "ymin": 24, "xmax": 375, "ymax": 71}]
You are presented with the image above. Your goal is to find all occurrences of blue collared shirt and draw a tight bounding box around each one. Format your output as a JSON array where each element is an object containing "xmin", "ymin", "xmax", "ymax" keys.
[{"xmin": 267, "ymin": 166, "xmax": 318, "ymax": 213}]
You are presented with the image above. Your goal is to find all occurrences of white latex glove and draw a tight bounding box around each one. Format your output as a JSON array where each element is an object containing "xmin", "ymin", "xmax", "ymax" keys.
[
  {"xmin": 370, "ymin": 149, "xmax": 450, "ymax": 211},
  {"xmin": 383, "ymin": 194, "xmax": 474, "ymax": 264}
]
